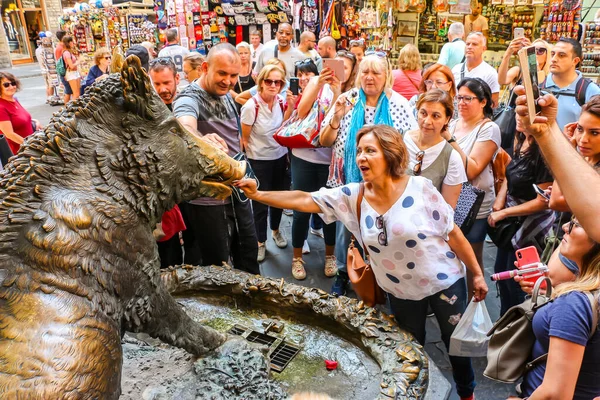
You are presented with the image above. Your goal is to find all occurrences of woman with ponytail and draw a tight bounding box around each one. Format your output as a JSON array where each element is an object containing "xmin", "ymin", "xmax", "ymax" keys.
[{"xmin": 318, "ymin": 53, "xmax": 418, "ymax": 296}]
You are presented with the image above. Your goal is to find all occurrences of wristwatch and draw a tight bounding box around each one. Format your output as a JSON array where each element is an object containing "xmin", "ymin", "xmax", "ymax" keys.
[{"xmin": 448, "ymin": 136, "xmax": 457, "ymax": 144}]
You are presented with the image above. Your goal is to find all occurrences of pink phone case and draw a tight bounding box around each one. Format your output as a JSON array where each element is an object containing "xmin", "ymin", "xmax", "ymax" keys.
[{"xmin": 516, "ymin": 246, "xmax": 543, "ymax": 285}]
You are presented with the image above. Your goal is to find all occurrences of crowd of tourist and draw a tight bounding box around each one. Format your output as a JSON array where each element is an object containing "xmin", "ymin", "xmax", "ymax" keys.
[{"xmin": 4, "ymin": 15, "xmax": 600, "ymax": 399}]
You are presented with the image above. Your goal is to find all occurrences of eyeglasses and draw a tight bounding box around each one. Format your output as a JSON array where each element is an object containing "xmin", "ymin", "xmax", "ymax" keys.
[
  {"xmin": 535, "ymin": 47, "xmax": 547, "ymax": 55},
  {"xmin": 264, "ymin": 79, "xmax": 284, "ymax": 87},
  {"xmin": 425, "ymin": 79, "xmax": 451, "ymax": 88},
  {"xmin": 456, "ymin": 95, "xmax": 476, "ymax": 104},
  {"xmin": 413, "ymin": 150, "xmax": 424, "ymax": 176},
  {"xmin": 2, "ymin": 81, "xmax": 16, "ymax": 88},
  {"xmin": 365, "ymin": 50, "xmax": 387, "ymax": 58},
  {"xmin": 567, "ymin": 217, "xmax": 582, "ymax": 234},
  {"xmin": 376, "ymin": 215, "xmax": 388, "ymax": 246}
]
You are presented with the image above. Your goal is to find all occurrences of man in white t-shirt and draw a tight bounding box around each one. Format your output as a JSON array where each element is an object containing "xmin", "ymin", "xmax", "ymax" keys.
[
  {"xmin": 157, "ymin": 28, "xmax": 189, "ymax": 74},
  {"xmin": 253, "ymin": 23, "xmax": 304, "ymax": 80},
  {"xmin": 452, "ymin": 32, "xmax": 499, "ymax": 107},
  {"xmin": 297, "ymin": 31, "xmax": 322, "ymax": 71},
  {"xmin": 250, "ymin": 30, "xmax": 264, "ymax": 64},
  {"xmin": 464, "ymin": 2, "xmax": 488, "ymax": 38}
]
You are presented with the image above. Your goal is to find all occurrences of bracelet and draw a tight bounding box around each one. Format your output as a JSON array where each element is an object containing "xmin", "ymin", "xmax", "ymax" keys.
[{"xmin": 329, "ymin": 121, "xmax": 340, "ymax": 130}]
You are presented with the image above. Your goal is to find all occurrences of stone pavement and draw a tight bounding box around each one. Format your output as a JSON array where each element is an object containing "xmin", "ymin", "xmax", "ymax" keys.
[
  {"xmin": 1, "ymin": 62, "xmax": 45, "ymax": 79},
  {"xmin": 18, "ymin": 70, "xmax": 517, "ymax": 400}
]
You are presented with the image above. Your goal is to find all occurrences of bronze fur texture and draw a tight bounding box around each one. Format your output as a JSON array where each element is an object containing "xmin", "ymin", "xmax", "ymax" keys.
[{"xmin": 0, "ymin": 56, "xmax": 246, "ymax": 399}]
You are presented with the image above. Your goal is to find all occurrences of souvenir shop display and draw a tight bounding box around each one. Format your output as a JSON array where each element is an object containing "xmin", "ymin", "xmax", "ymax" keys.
[
  {"xmin": 483, "ymin": 4, "xmax": 542, "ymax": 50},
  {"xmin": 582, "ymin": 22, "xmax": 600, "ymax": 78},
  {"xmin": 539, "ymin": 0, "xmax": 581, "ymax": 42},
  {"xmin": 59, "ymin": 2, "xmax": 156, "ymax": 76}
]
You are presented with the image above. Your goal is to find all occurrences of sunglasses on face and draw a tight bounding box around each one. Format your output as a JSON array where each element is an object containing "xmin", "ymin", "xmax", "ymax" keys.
[
  {"xmin": 264, "ymin": 79, "xmax": 284, "ymax": 87},
  {"xmin": 376, "ymin": 215, "xmax": 388, "ymax": 246},
  {"xmin": 456, "ymin": 95, "xmax": 476, "ymax": 104},
  {"xmin": 2, "ymin": 81, "xmax": 16, "ymax": 88},
  {"xmin": 413, "ymin": 150, "xmax": 424, "ymax": 176},
  {"xmin": 104, "ymin": 56, "xmax": 111, "ymax": 60},
  {"xmin": 535, "ymin": 47, "xmax": 547, "ymax": 55},
  {"xmin": 567, "ymin": 217, "xmax": 582, "ymax": 234}
]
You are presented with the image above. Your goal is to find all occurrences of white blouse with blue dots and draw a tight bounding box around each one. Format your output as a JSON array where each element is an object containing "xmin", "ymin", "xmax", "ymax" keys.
[{"xmin": 311, "ymin": 176, "xmax": 465, "ymax": 300}]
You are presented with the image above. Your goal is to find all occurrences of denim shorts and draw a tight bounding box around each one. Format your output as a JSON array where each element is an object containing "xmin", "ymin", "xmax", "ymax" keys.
[
  {"xmin": 464, "ymin": 217, "xmax": 488, "ymax": 243},
  {"xmin": 60, "ymin": 75, "xmax": 73, "ymax": 95}
]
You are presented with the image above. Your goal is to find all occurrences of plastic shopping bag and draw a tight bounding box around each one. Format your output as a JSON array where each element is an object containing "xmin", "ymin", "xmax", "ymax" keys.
[{"xmin": 448, "ymin": 300, "xmax": 493, "ymax": 357}]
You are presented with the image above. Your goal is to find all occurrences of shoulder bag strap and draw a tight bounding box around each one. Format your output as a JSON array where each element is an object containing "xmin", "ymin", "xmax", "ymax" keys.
[
  {"xmin": 274, "ymin": 45, "xmax": 279, "ymax": 59},
  {"xmin": 585, "ymin": 290, "xmax": 599, "ymax": 337},
  {"xmin": 402, "ymin": 69, "xmax": 420, "ymax": 91},
  {"xmin": 355, "ymin": 182, "xmax": 370, "ymax": 259},
  {"xmin": 460, "ymin": 62, "xmax": 466, "ymax": 82}
]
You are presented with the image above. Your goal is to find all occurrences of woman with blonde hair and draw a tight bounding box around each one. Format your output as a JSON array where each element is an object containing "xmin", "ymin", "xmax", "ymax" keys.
[
  {"xmin": 235, "ymin": 58, "xmax": 288, "ymax": 106},
  {"xmin": 319, "ymin": 52, "xmax": 418, "ymax": 294},
  {"xmin": 182, "ymin": 52, "xmax": 205, "ymax": 83},
  {"xmin": 81, "ymin": 47, "xmax": 110, "ymax": 94},
  {"xmin": 392, "ymin": 44, "xmax": 423, "ymax": 100},
  {"xmin": 233, "ymin": 42, "xmax": 256, "ymax": 94},
  {"xmin": 498, "ymin": 38, "xmax": 552, "ymax": 87},
  {"xmin": 240, "ymin": 64, "xmax": 295, "ymax": 264}
]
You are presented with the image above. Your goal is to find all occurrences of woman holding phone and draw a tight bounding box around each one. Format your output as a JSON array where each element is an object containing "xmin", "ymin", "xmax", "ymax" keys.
[
  {"xmin": 498, "ymin": 38, "xmax": 552, "ymax": 88},
  {"xmin": 508, "ymin": 216, "xmax": 600, "ymax": 400},
  {"xmin": 319, "ymin": 53, "xmax": 418, "ymax": 295}
]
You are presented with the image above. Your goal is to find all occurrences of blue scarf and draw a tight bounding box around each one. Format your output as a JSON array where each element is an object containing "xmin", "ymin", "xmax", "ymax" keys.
[{"xmin": 343, "ymin": 89, "xmax": 394, "ymax": 183}]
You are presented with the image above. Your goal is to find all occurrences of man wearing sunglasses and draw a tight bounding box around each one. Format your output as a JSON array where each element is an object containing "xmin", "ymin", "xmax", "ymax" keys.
[
  {"xmin": 539, "ymin": 38, "xmax": 600, "ymax": 130},
  {"xmin": 253, "ymin": 23, "xmax": 303, "ymax": 80},
  {"xmin": 174, "ymin": 43, "xmax": 259, "ymax": 275},
  {"xmin": 297, "ymin": 31, "xmax": 322, "ymax": 71}
]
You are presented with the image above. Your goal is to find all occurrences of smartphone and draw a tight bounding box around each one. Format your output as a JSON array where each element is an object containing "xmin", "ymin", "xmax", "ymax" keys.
[
  {"xmin": 514, "ymin": 27, "xmax": 525, "ymax": 39},
  {"xmin": 518, "ymin": 46, "xmax": 541, "ymax": 125},
  {"xmin": 289, "ymin": 77, "xmax": 299, "ymax": 95},
  {"xmin": 516, "ymin": 246, "xmax": 544, "ymax": 285},
  {"xmin": 323, "ymin": 58, "xmax": 346, "ymax": 82},
  {"xmin": 532, "ymin": 184, "xmax": 550, "ymax": 200}
]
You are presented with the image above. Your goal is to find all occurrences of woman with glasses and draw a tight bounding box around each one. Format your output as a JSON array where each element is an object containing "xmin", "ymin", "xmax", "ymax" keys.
[
  {"xmin": 442, "ymin": 78, "xmax": 500, "ymax": 293},
  {"xmin": 406, "ymin": 89, "xmax": 466, "ymax": 209},
  {"xmin": 234, "ymin": 124, "xmax": 487, "ymax": 400},
  {"xmin": 392, "ymin": 44, "xmax": 422, "ymax": 101},
  {"xmin": 61, "ymin": 35, "xmax": 81, "ymax": 101},
  {"xmin": 498, "ymin": 38, "xmax": 552, "ymax": 87},
  {"xmin": 81, "ymin": 47, "xmax": 111, "ymax": 94},
  {"xmin": 235, "ymin": 58, "xmax": 289, "ymax": 107},
  {"xmin": 488, "ymin": 109, "xmax": 554, "ymax": 315},
  {"xmin": 0, "ymin": 72, "xmax": 41, "ymax": 155},
  {"xmin": 240, "ymin": 65, "xmax": 295, "ymax": 263},
  {"xmin": 508, "ymin": 216, "xmax": 600, "ymax": 400},
  {"xmin": 408, "ymin": 63, "xmax": 457, "ymax": 118},
  {"xmin": 319, "ymin": 53, "xmax": 418, "ymax": 296},
  {"xmin": 182, "ymin": 52, "xmax": 205, "ymax": 83}
]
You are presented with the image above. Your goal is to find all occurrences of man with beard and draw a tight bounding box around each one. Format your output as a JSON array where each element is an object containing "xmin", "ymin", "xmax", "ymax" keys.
[
  {"xmin": 174, "ymin": 43, "xmax": 260, "ymax": 274},
  {"xmin": 253, "ymin": 23, "xmax": 303, "ymax": 80},
  {"xmin": 298, "ymin": 31, "xmax": 322, "ymax": 71},
  {"xmin": 149, "ymin": 57, "xmax": 180, "ymax": 111},
  {"xmin": 464, "ymin": 2, "xmax": 488, "ymax": 38}
]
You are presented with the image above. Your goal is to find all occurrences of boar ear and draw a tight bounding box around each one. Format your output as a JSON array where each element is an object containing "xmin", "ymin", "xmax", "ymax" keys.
[{"xmin": 120, "ymin": 55, "xmax": 155, "ymax": 120}]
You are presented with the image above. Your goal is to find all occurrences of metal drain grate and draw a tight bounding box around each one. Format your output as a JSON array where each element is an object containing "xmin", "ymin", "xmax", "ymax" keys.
[
  {"xmin": 270, "ymin": 342, "xmax": 300, "ymax": 373},
  {"xmin": 227, "ymin": 324, "xmax": 300, "ymax": 373}
]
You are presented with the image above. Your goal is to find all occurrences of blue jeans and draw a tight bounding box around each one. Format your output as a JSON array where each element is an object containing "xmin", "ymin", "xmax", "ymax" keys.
[
  {"xmin": 494, "ymin": 247, "xmax": 526, "ymax": 316},
  {"xmin": 388, "ymin": 278, "xmax": 475, "ymax": 398},
  {"xmin": 334, "ymin": 221, "xmax": 357, "ymax": 271},
  {"xmin": 465, "ymin": 217, "xmax": 488, "ymax": 243}
]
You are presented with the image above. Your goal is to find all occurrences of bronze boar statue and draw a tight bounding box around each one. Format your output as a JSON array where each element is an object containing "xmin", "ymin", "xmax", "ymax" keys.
[{"xmin": 0, "ymin": 56, "xmax": 247, "ymax": 399}]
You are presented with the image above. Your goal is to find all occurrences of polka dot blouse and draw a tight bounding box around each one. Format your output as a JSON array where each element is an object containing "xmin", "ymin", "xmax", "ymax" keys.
[{"xmin": 311, "ymin": 176, "xmax": 465, "ymax": 300}]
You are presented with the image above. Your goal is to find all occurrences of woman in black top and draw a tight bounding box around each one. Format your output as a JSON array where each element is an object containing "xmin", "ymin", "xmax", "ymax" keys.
[
  {"xmin": 235, "ymin": 42, "xmax": 256, "ymax": 94},
  {"xmin": 488, "ymin": 129, "xmax": 554, "ymax": 315}
]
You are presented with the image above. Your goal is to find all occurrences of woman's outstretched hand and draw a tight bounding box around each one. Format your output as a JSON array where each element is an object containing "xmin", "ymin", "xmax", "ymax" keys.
[{"xmin": 233, "ymin": 178, "xmax": 258, "ymax": 199}]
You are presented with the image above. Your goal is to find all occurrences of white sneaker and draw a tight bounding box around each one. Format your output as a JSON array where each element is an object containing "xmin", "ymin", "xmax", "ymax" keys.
[
  {"xmin": 272, "ymin": 230, "xmax": 288, "ymax": 248},
  {"xmin": 310, "ymin": 227, "xmax": 324, "ymax": 238},
  {"xmin": 291, "ymin": 257, "xmax": 306, "ymax": 280},
  {"xmin": 324, "ymin": 255, "xmax": 338, "ymax": 277},
  {"xmin": 257, "ymin": 243, "xmax": 266, "ymax": 262},
  {"xmin": 302, "ymin": 240, "xmax": 310, "ymax": 254}
]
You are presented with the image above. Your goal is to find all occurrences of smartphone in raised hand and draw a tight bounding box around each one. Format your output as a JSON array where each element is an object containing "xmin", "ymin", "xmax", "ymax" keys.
[
  {"xmin": 518, "ymin": 45, "xmax": 541, "ymax": 125},
  {"xmin": 514, "ymin": 27, "xmax": 525, "ymax": 39},
  {"xmin": 289, "ymin": 77, "xmax": 299, "ymax": 95},
  {"xmin": 322, "ymin": 58, "xmax": 346, "ymax": 82}
]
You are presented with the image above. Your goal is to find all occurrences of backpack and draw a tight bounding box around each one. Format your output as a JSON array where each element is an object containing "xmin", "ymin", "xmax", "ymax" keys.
[
  {"xmin": 252, "ymin": 95, "xmax": 286, "ymax": 123},
  {"xmin": 55, "ymin": 54, "xmax": 67, "ymax": 77},
  {"xmin": 540, "ymin": 76, "xmax": 591, "ymax": 107},
  {"xmin": 484, "ymin": 277, "xmax": 599, "ymax": 383}
]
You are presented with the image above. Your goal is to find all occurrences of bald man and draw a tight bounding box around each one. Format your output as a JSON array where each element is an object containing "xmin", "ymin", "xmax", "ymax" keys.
[
  {"xmin": 253, "ymin": 23, "xmax": 304, "ymax": 80},
  {"xmin": 317, "ymin": 36, "xmax": 337, "ymax": 59},
  {"xmin": 298, "ymin": 31, "xmax": 322, "ymax": 71}
]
